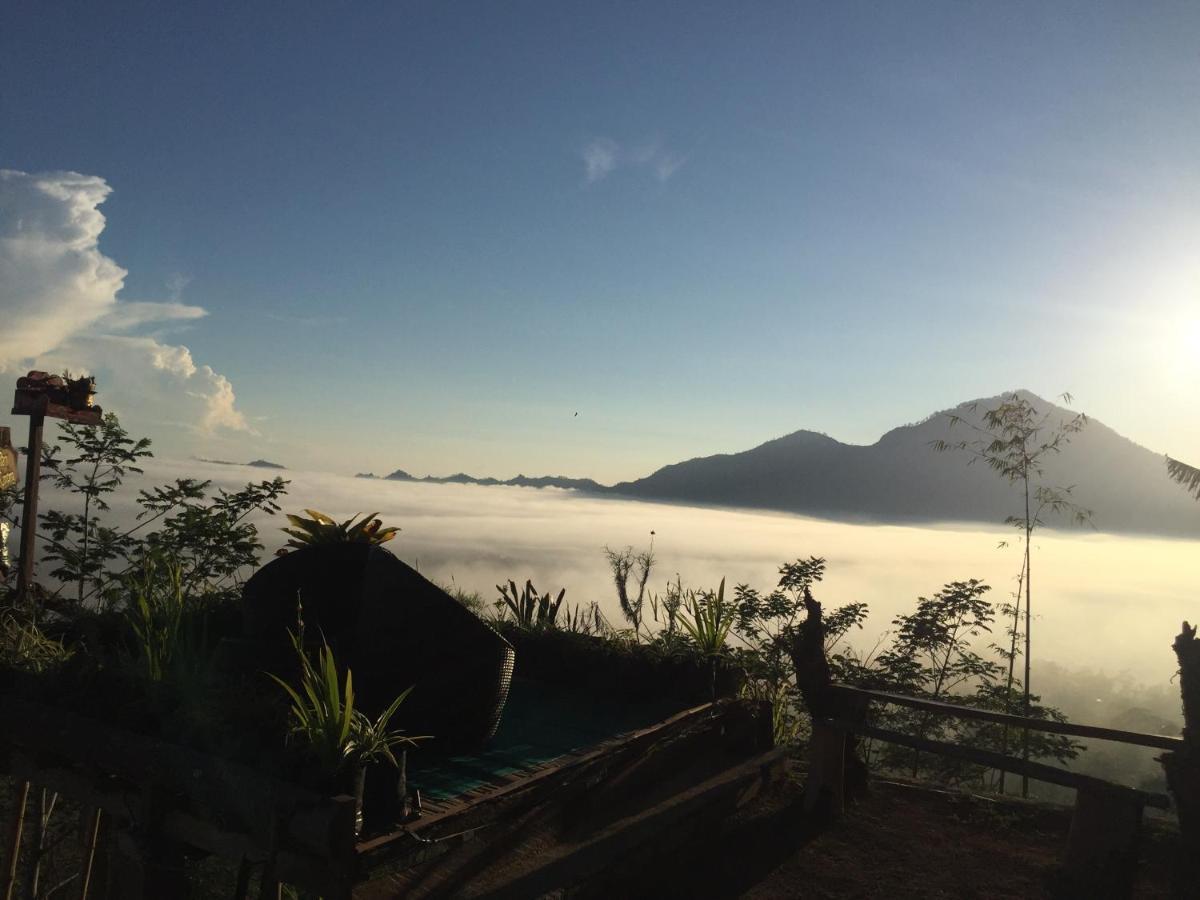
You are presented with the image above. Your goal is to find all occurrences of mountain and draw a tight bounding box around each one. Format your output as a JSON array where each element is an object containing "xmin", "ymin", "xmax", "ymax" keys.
[
  {"xmin": 609, "ymin": 391, "xmax": 1199, "ymax": 538},
  {"xmin": 362, "ymin": 469, "xmax": 605, "ymax": 492},
  {"xmin": 246, "ymin": 459, "xmax": 286, "ymax": 469},
  {"xmin": 197, "ymin": 457, "xmax": 286, "ymax": 469}
]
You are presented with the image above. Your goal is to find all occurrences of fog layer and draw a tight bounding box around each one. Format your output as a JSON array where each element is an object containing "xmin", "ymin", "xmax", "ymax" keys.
[{"xmin": 71, "ymin": 459, "xmax": 1196, "ymax": 695}]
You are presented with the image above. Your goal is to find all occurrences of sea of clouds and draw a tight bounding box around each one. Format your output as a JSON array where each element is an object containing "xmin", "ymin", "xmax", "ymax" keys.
[
  {"xmin": 55, "ymin": 457, "xmax": 1196, "ymax": 692},
  {"xmin": 20, "ymin": 456, "xmax": 1194, "ymax": 788}
]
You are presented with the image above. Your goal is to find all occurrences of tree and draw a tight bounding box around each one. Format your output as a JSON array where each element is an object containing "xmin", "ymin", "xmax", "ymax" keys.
[
  {"xmin": 734, "ymin": 557, "xmax": 868, "ymax": 743},
  {"xmin": 1, "ymin": 413, "xmax": 288, "ymax": 611},
  {"xmin": 38, "ymin": 414, "xmax": 152, "ymax": 605},
  {"xmin": 854, "ymin": 578, "xmax": 1080, "ymax": 787},
  {"xmin": 604, "ymin": 539, "xmax": 655, "ymax": 638},
  {"xmin": 933, "ymin": 392, "xmax": 1090, "ymax": 796}
]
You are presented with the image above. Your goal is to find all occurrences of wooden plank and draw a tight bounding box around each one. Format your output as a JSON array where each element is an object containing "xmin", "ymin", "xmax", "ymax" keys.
[
  {"xmin": 355, "ymin": 699, "xmax": 734, "ymax": 870},
  {"xmin": 830, "ymin": 684, "xmax": 1184, "ymax": 751},
  {"xmin": 827, "ymin": 719, "xmax": 1172, "ymax": 810},
  {"xmin": 408, "ymin": 746, "xmax": 789, "ymax": 899}
]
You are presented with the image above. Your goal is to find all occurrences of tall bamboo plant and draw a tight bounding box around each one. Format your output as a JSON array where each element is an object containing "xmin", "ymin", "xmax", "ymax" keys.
[{"xmin": 934, "ymin": 392, "xmax": 1090, "ymax": 796}]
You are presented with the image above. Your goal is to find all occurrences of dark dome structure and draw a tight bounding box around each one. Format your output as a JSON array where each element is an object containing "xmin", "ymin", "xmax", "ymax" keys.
[{"xmin": 243, "ymin": 543, "xmax": 513, "ymax": 753}]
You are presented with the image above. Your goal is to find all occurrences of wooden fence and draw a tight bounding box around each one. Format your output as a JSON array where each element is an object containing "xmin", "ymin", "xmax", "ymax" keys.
[{"xmin": 806, "ymin": 683, "xmax": 1184, "ymax": 893}]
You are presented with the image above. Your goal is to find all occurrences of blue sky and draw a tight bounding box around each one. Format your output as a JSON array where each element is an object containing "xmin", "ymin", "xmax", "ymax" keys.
[{"xmin": 3, "ymin": 1, "xmax": 1198, "ymax": 481}]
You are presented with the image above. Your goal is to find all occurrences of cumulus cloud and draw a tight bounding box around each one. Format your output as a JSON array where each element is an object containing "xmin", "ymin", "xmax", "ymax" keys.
[
  {"xmin": 0, "ymin": 169, "xmax": 253, "ymax": 436},
  {"xmin": 0, "ymin": 170, "xmax": 125, "ymax": 362},
  {"xmin": 580, "ymin": 138, "xmax": 687, "ymax": 184}
]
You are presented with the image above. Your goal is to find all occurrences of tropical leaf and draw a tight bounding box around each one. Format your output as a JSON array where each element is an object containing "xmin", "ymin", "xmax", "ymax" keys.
[{"xmin": 1167, "ymin": 456, "xmax": 1200, "ymax": 500}]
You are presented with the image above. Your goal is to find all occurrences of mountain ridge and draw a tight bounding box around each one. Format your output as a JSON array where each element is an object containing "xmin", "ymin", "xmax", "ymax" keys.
[{"xmin": 365, "ymin": 391, "xmax": 1198, "ymax": 538}]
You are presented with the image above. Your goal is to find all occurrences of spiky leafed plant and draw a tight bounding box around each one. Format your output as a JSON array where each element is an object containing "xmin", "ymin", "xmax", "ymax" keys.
[
  {"xmin": 267, "ymin": 630, "xmax": 358, "ymax": 774},
  {"xmin": 268, "ymin": 629, "xmax": 425, "ymax": 775},
  {"xmin": 495, "ymin": 578, "xmax": 566, "ymax": 629},
  {"xmin": 124, "ymin": 554, "xmax": 187, "ymax": 682},
  {"xmin": 282, "ymin": 509, "xmax": 399, "ymax": 548},
  {"xmin": 679, "ymin": 578, "xmax": 734, "ymax": 702},
  {"xmin": 350, "ymin": 689, "xmax": 428, "ymax": 768}
]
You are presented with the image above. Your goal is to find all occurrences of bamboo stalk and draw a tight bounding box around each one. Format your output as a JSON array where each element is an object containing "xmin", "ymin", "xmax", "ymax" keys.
[
  {"xmin": 78, "ymin": 808, "xmax": 102, "ymax": 900},
  {"xmin": 2, "ymin": 781, "xmax": 29, "ymax": 900}
]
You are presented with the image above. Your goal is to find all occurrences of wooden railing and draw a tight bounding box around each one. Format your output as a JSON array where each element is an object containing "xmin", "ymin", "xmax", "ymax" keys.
[{"xmin": 806, "ymin": 683, "xmax": 1184, "ymax": 895}]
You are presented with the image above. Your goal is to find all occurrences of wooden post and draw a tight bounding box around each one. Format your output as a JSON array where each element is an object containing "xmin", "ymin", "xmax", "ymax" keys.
[
  {"xmin": 804, "ymin": 721, "xmax": 845, "ymax": 818},
  {"xmin": 111, "ymin": 789, "xmax": 189, "ymax": 900},
  {"xmin": 232, "ymin": 859, "xmax": 253, "ymax": 900},
  {"xmin": 1063, "ymin": 785, "xmax": 1144, "ymax": 898},
  {"xmin": 14, "ymin": 410, "xmax": 43, "ymax": 611}
]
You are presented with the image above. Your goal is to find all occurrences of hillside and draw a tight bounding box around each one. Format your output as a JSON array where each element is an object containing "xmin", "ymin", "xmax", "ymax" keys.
[{"xmin": 608, "ymin": 391, "xmax": 1198, "ymax": 537}]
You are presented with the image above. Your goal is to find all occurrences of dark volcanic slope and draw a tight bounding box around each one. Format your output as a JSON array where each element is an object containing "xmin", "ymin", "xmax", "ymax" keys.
[{"xmin": 609, "ymin": 391, "xmax": 1198, "ymax": 538}]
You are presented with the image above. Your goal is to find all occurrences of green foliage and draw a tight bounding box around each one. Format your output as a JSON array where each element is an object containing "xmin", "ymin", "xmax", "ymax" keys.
[
  {"xmin": 0, "ymin": 612, "xmax": 73, "ymax": 673},
  {"xmin": 0, "ymin": 413, "xmax": 288, "ymax": 609},
  {"xmin": 350, "ymin": 689, "xmax": 428, "ymax": 769},
  {"xmin": 140, "ymin": 477, "xmax": 288, "ymax": 599},
  {"xmin": 282, "ymin": 509, "xmax": 399, "ymax": 548},
  {"xmin": 831, "ymin": 577, "xmax": 1082, "ymax": 789},
  {"xmin": 435, "ymin": 578, "xmax": 487, "ymax": 616},
  {"xmin": 561, "ymin": 600, "xmax": 615, "ymax": 637},
  {"xmin": 678, "ymin": 578, "xmax": 734, "ymax": 656},
  {"xmin": 933, "ymin": 392, "xmax": 1090, "ymax": 794},
  {"xmin": 268, "ymin": 628, "xmax": 425, "ymax": 775},
  {"xmin": 268, "ymin": 630, "xmax": 358, "ymax": 774},
  {"xmin": 122, "ymin": 554, "xmax": 189, "ymax": 683},
  {"xmin": 647, "ymin": 574, "xmax": 685, "ymax": 639},
  {"xmin": 733, "ymin": 557, "xmax": 867, "ymax": 744},
  {"xmin": 875, "ymin": 579, "xmax": 1000, "ymax": 696},
  {"xmin": 37, "ymin": 414, "xmax": 151, "ymax": 604},
  {"xmin": 494, "ymin": 578, "xmax": 566, "ymax": 629}
]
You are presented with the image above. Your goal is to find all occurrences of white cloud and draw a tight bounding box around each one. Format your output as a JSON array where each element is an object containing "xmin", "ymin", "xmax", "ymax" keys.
[
  {"xmin": 0, "ymin": 169, "xmax": 253, "ymax": 436},
  {"xmin": 95, "ymin": 300, "xmax": 208, "ymax": 333},
  {"xmin": 0, "ymin": 170, "xmax": 125, "ymax": 362},
  {"xmin": 582, "ymin": 138, "xmax": 619, "ymax": 183},
  {"xmin": 579, "ymin": 137, "xmax": 688, "ymax": 184},
  {"xmin": 653, "ymin": 153, "xmax": 687, "ymax": 182}
]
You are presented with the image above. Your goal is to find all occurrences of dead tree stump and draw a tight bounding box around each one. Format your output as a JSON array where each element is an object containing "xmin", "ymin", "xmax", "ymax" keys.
[
  {"xmin": 792, "ymin": 589, "xmax": 868, "ymax": 817},
  {"xmin": 1161, "ymin": 622, "xmax": 1200, "ymax": 835}
]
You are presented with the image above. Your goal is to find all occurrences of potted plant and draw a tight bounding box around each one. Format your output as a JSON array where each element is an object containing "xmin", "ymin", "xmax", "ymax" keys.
[
  {"xmin": 350, "ymin": 689, "xmax": 428, "ymax": 832},
  {"xmin": 268, "ymin": 630, "xmax": 426, "ymax": 834}
]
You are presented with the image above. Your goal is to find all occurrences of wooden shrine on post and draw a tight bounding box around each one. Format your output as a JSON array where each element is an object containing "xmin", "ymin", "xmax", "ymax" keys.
[{"xmin": 9, "ymin": 371, "xmax": 103, "ymax": 605}]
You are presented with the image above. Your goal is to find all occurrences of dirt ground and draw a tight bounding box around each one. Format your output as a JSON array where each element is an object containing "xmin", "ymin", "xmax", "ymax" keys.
[{"xmin": 597, "ymin": 765, "xmax": 1184, "ymax": 900}]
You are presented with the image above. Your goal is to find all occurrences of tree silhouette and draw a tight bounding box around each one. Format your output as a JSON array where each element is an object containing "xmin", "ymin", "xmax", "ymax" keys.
[{"xmin": 933, "ymin": 392, "xmax": 1090, "ymax": 796}]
